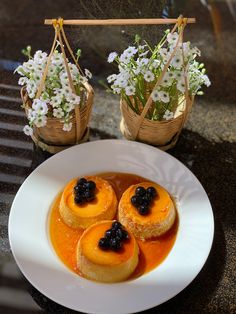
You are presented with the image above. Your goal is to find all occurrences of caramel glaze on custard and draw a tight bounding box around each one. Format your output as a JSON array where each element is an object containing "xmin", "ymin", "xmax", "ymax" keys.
[
  {"xmin": 49, "ymin": 172, "xmax": 179, "ymax": 279},
  {"xmin": 77, "ymin": 220, "xmax": 139, "ymax": 282},
  {"xmin": 59, "ymin": 176, "xmax": 118, "ymax": 229}
]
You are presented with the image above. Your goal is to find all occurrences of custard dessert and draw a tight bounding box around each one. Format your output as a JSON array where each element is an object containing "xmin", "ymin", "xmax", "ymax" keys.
[
  {"xmin": 77, "ymin": 220, "xmax": 139, "ymax": 282},
  {"xmin": 118, "ymin": 182, "xmax": 176, "ymax": 239},
  {"xmin": 59, "ymin": 176, "xmax": 118, "ymax": 229}
]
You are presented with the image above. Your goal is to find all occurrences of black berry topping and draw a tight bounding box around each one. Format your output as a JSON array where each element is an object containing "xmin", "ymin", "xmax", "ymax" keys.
[
  {"xmin": 130, "ymin": 185, "xmax": 157, "ymax": 215},
  {"xmin": 74, "ymin": 177, "xmax": 96, "ymax": 205},
  {"xmin": 98, "ymin": 221, "xmax": 129, "ymax": 251},
  {"xmin": 98, "ymin": 237, "xmax": 110, "ymax": 250}
]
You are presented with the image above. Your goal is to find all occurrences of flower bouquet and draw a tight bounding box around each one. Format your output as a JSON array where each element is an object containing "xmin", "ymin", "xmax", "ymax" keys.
[
  {"xmin": 107, "ymin": 22, "xmax": 210, "ymax": 149},
  {"xmin": 15, "ymin": 24, "xmax": 94, "ymax": 154}
]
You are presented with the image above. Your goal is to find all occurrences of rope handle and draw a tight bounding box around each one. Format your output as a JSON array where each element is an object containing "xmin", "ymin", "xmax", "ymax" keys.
[
  {"xmin": 34, "ymin": 18, "xmax": 85, "ymax": 144},
  {"xmin": 132, "ymin": 16, "xmax": 189, "ymax": 140}
]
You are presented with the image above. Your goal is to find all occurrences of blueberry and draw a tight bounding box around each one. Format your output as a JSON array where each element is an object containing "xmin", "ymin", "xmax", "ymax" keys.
[
  {"xmin": 135, "ymin": 186, "xmax": 146, "ymax": 196},
  {"xmin": 146, "ymin": 186, "xmax": 157, "ymax": 198},
  {"xmin": 105, "ymin": 229, "xmax": 116, "ymax": 238},
  {"xmin": 112, "ymin": 221, "xmax": 122, "ymax": 230},
  {"xmin": 140, "ymin": 196, "xmax": 150, "ymax": 207},
  {"xmin": 77, "ymin": 178, "xmax": 87, "ymax": 186},
  {"xmin": 110, "ymin": 238, "xmax": 122, "ymax": 251},
  {"xmin": 138, "ymin": 205, "xmax": 149, "ymax": 215},
  {"xmin": 85, "ymin": 180, "xmax": 96, "ymax": 191},
  {"xmin": 121, "ymin": 229, "xmax": 129, "ymax": 240},
  {"xmin": 84, "ymin": 190, "xmax": 95, "ymax": 201},
  {"xmin": 131, "ymin": 195, "xmax": 140, "ymax": 207},
  {"xmin": 98, "ymin": 237, "xmax": 110, "ymax": 250},
  {"xmin": 74, "ymin": 185, "xmax": 80, "ymax": 193},
  {"xmin": 74, "ymin": 195, "xmax": 85, "ymax": 204},
  {"xmin": 116, "ymin": 228, "xmax": 123, "ymax": 239}
]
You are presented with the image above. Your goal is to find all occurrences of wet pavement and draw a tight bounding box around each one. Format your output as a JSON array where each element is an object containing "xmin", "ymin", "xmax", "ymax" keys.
[{"xmin": 0, "ymin": 1, "xmax": 236, "ymax": 313}]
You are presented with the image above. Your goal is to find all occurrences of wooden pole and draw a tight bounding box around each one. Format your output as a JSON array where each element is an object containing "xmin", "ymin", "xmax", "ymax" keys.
[{"xmin": 44, "ymin": 18, "xmax": 196, "ymax": 26}]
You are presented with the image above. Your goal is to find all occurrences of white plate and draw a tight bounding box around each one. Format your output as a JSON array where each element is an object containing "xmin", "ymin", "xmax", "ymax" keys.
[{"xmin": 9, "ymin": 140, "xmax": 214, "ymax": 314}]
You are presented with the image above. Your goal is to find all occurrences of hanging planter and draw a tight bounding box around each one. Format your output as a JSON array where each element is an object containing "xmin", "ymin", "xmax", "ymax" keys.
[
  {"xmin": 107, "ymin": 17, "xmax": 210, "ymax": 150},
  {"xmin": 15, "ymin": 18, "xmax": 94, "ymax": 154}
]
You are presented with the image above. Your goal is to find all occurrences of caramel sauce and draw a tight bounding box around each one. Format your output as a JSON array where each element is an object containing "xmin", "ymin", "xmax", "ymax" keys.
[{"xmin": 49, "ymin": 172, "xmax": 178, "ymax": 279}]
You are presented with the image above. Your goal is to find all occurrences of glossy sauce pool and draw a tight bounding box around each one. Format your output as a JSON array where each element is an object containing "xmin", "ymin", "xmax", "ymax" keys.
[{"xmin": 49, "ymin": 172, "xmax": 178, "ymax": 279}]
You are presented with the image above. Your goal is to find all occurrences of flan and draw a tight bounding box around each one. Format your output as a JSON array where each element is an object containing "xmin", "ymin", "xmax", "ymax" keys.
[
  {"xmin": 77, "ymin": 220, "xmax": 139, "ymax": 282},
  {"xmin": 59, "ymin": 176, "xmax": 118, "ymax": 229},
  {"xmin": 118, "ymin": 181, "xmax": 176, "ymax": 239}
]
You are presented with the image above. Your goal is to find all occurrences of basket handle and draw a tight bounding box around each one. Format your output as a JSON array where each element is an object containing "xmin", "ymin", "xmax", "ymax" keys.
[
  {"xmin": 35, "ymin": 19, "xmax": 83, "ymax": 144},
  {"xmin": 132, "ymin": 17, "xmax": 188, "ymax": 140}
]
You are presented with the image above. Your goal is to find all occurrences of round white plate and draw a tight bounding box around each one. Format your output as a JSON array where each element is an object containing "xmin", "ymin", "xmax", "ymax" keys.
[{"xmin": 9, "ymin": 140, "xmax": 214, "ymax": 314}]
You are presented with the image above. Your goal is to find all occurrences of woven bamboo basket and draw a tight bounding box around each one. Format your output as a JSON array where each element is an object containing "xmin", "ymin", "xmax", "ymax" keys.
[
  {"xmin": 119, "ymin": 17, "xmax": 194, "ymax": 151},
  {"xmin": 21, "ymin": 83, "xmax": 94, "ymax": 153},
  {"xmin": 120, "ymin": 95, "xmax": 194, "ymax": 150},
  {"xmin": 20, "ymin": 19, "xmax": 94, "ymax": 154}
]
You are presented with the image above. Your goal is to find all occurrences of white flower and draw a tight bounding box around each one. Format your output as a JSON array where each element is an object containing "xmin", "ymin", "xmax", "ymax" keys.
[
  {"xmin": 53, "ymin": 108, "xmax": 64, "ymax": 118},
  {"xmin": 32, "ymin": 99, "xmax": 48, "ymax": 115},
  {"xmin": 202, "ymin": 74, "xmax": 211, "ymax": 87},
  {"xmin": 64, "ymin": 102, "xmax": 74, "ymax": 112},
  {"xmin": 134, "ymin": 67, "xmax": 141, "ymax": 75},
  {"xmin": 23, "ymin": 60, "xmax": 35, "ymax": 71},
  {"xmin": 85, "ymin": 68, "xmax": 92, "ymax": 79},
  {"xmin": 48, "ymin": 65, "xmax": 57, "ymax": 76},
  {"xmin": 125, "ymin": 85, "xmax": 136, "ymax": 96},
  {"xmin": 158, "ymin": 91, "xmax": 170, "ymax": 103},
  {"xmin": 152, "ymin": 90, "xmax": 170, "ymax": 103},
  {"xmin": 144, "ymin": 70, "xmax": 155, "ymax": 82},
  {"xmin": 107, "ymin": 52, "xmax": 118, "ymax": 63},
  {"xmin": 54, "ymin": 88, "xmax": 64, "ymax": 96},
  {"xmin": 174, "ymin": 70, "xmax": 184, "ymax": 80},
  {"xmin": 67, "ymin": 93, "xmax": 81, "ymax": 105},
  {"xmin": 107, "ymin": 74, "xmax": 117, "ymax": 83},
  {"xmin": 112, "ymin": 86, "xmax": 121, "ymax": 94},
  {"xmin": 151, "ymin": 90, "xmax": 159, "ymax": 102},
  {"xmin": 163, "ymin": 110, "xmax": 174, "ymax": 120},
  {"xmin": 151, "ymin": 59, "xmax": 160, "ymax": 69},
  {"xmin": 18, "ymin": 77, "xmax": 28, "ymax": 86},
  {"xmin": 23, "ymin": 125, "xmax": 33, "ymax": 136},
  {"xmin": 60, "ymin": 72, "xmax": 68, "ymax": 84},
  {"xmin": 123, "ymin": 46, "xmax": 138, "ymax": 57},
  {"xmin": 50, "ymin": 95, "xmax": 63, "ymax": 108},
  {"xmin": 69, "ymin": 63, "xmax": 79, "ymax": 76},
  {"xmin": 52, "ymin": 52, "xmax": 63, "ymax": 66},
  {"xmin": 63, "ymin": 122, "xmax": 72, "ymax": 132},
  {"xmin": 137, "ymin": 58, "xmax": 149, "ymax": 67},
  {"xmin": 171, "ymin": 53, "xmax": 183, "ymax": 69},
  {"xmin": 26, "ymin": 81, "xmax": 37, "ymax": 99},
  {"xmin": 114, "ymin": 76, "xmax": 128, "ymax": 88},
  {"xmin": 34, "ymin": 50, "xmax": 47, "ymax": 64},
  {"xmin": 177, "ymin": 79, "xmax": 186, "ymax": 93},
  {"xmin": 63, "ymin": 87, "xmax": 73, "ymax": 96},
  {"xmin": 159, "ymin": 48, "xmax": 168, "ymax": 59},
  {"xmin": 34, "ymin": 115, "xmax": 47, "ymax": 127},
  {"xmin": 27, "ymin": 108, "xmax": 37, "ymax": 121},
  {"xmin": 167, "ymin": 32, "xmax": 179, "ymax": 46},
  {"xmin": 161, "ymin": 74, "xmax": 173, "ymax": 87},
  {"xmin": 119, "ymin": 52, "xmax": 131, "ymax": 64}
]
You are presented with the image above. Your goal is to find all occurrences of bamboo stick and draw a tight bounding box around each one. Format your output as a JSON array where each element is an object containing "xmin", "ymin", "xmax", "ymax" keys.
[{"xmin": 44, "ymin": 18, "xmax": 196, "ymax": 26}]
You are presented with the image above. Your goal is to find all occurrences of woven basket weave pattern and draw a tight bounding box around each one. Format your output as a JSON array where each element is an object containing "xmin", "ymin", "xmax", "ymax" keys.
[{"xmin": 22, "ymin": 83, "xmax": 94, "ymax": 147}]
